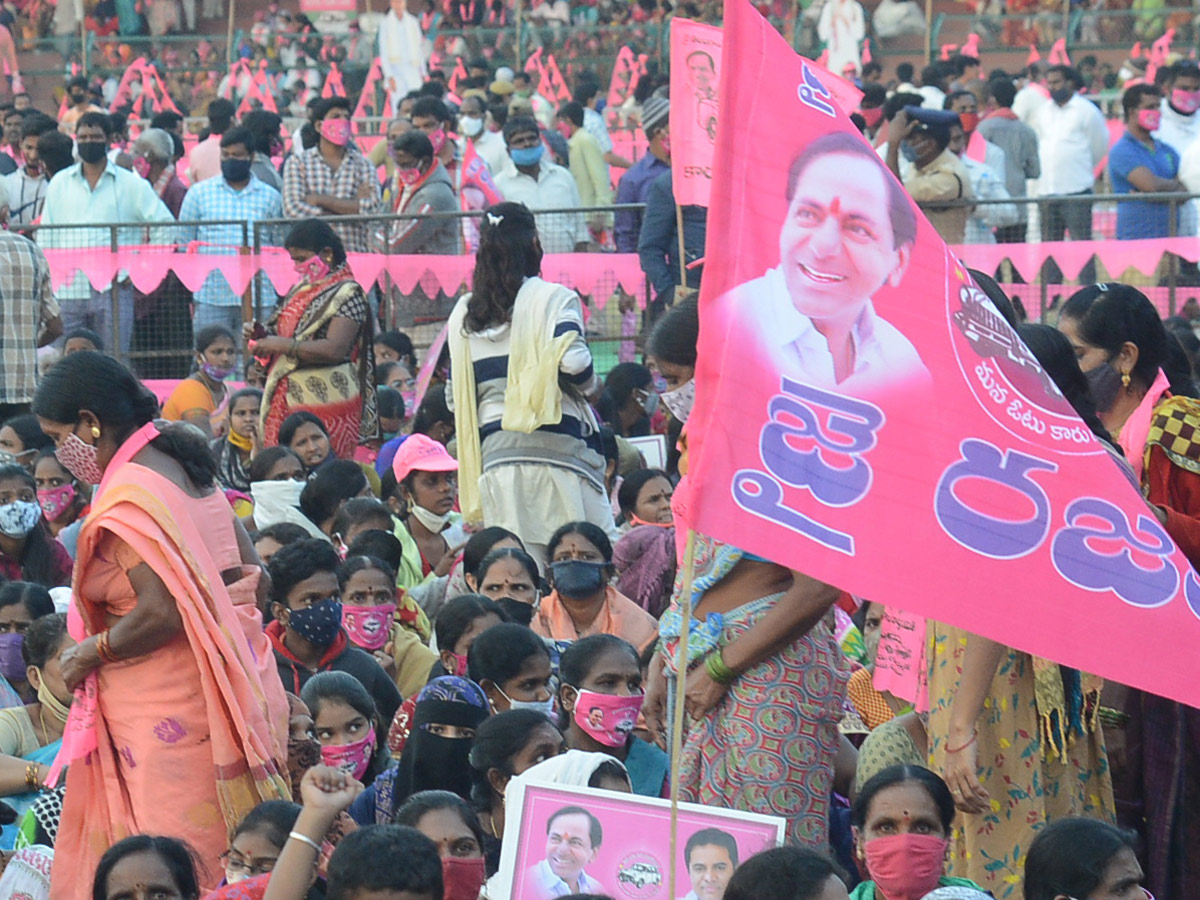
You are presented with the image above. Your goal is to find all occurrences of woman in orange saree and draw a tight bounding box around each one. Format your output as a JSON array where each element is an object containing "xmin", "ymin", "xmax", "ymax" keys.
[{"xmin": 32, "ymin": 352, "xmax": 290, "ymax": 900}]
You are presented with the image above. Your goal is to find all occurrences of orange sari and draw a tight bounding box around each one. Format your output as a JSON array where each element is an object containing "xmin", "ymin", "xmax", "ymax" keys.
[{"xmin": 50, "ymin": 463, "xmax": 289, "ymax": 900}]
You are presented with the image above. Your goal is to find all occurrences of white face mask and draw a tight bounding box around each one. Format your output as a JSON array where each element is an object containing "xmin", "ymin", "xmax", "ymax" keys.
[
  {"xmin": 460, "ymin": 115, "xmax": 485, "ymax": 137},
  {"xmin": 498, "ymin": 686, "xmax": 554, "ymax": 717},
  {"xmin": 250, "ymin": 479, "xmax": 305, "ymax": 527},
  {"xmin": 660, "ymin": 379, "xmax": 695, "ymax": 422},
  {"xmin": 409, "ymin": 503, "xmax": 454, "ymax": 533},
  {"xmin": 0, "ymin": 500, "xmax": 41, "ymax": 539}
]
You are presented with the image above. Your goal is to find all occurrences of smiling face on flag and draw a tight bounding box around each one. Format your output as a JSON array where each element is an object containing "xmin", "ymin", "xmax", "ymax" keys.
[{"xmin": 778, "ymin": 147, "xmax": 911, "ymax": 325}]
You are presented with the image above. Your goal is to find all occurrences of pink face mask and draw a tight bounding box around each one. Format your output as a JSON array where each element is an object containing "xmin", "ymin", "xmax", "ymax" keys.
[
  {"xmin": 1173, "ymin": 88, "xmax": 1200, "ymax": 114},
  {"xmin": 132, "ymin": 156, "xmax": 151, "ymax": 179},
  {"xmin": 860, "ymin": 105, "xmax": 884, "ymax": 128},
  {"xmin": 56, "ymin": 432, "xmax": 103, "ymax": 485},
  {"xmin": 863, "ymin": 833, "xmax": 949, "ymax": 900},
  {"xmin": 1138, "ymin": 108, "xmax": 1162, "ymax": 132},
  {"xmin": 396, "ymin": 166, "xmax": 423, "ymax": 186},
  {"xmin": 37, "ymin": 483, "xmax": 77, "ymax": 521},
  {"xmin": 569, "ymin": 688, "xmax": 644, "ymax": 748},
  {"xmin": 295, "ymin": 255, "xmax": 330, "ymax": 281},
  {"xmin": 320, "ymin": 117, "xmax": 352, "ymax": 146},
  {"xmin": 428, "ymin": 127, "xmax": 447, "ymax": 154},
  {"xmin": 320, "ymin": 730, "xmax": 376, "ymax": 781},
  {"xmin": 445, "ymin": 651, "xmax": 469, "ymax": 676},
  {"xmin": 342, "ymin": 603, "xmax": 395, "ymax": 652}
]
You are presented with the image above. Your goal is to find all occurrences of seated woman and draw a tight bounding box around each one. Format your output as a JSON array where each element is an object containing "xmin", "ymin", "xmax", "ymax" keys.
[
  {"xmin": 1024, "ymin": 818, "xmax": 1147, "ymax": 900},
  {"xmin": 301, "ymin": 670, "xmax": 391, "ymax": 789},
  {"xmin": 595, "ymin": 362, "xmax": 657, "ymax": 438},
  {"xmin": 337, "ymin": 553, "xmax": 436, "ymax": 700},
  {"xmin": 222, "ymin": 800, "xmax": 303, "ymax": 886},
  {"xmin": 558, "ymin": 634, "xmax": 668, "ymax": 798},
  {"xmin": 0, "ymin": 415, "xmax": 53, "ymax": 473},
  {"xmin": 213, "ymin": 388, "xmax": 265, "ymax": 495},
  {"xmin": 467, "ymin": 623, "xmax": 554, "ymax": 716},
  {"xmin": 252, "ymin": 523, "xmax": 313, "ymax": 569},
  {"xmin": 267, "ymin": 539, "xmax": 401, "ymax": 724},
  {"xmin": 386, "ymin": 434, "xmax": 467, "ymax": 620},
  {"xmin": 33, "ymin": 450, "xmax": 89, "ymax": 558},
  {"xmin": 0, "ymin": 582, "xmax": 55, "ymax": 705},
  {"xmin": 343, "ymin": 528, "xmax": 431, "ymax": 646},
  {"xmin": 445, "ymin": 525, "xmax": 523, "ymax": 600},
  {"xmin": 93, "ymin": 836, "xmax": 201, "ymax": 900},
  {"xmin": 281, "ymin": 412, "xmax": 337, "ymax": 475},
  {"xmin": 385, "ymin": 593, "xmax": 506, "ymax": 755},
  {"xmin": 468, "ymin": 709, "xmax": 566, "ymax": 874},
  {"xmin": 300, "ymin": 460, "xmax": 374, "ymax": 538},
  {"xmin": 247, "ymin": 447, "xmax": 320, "ymax": 537},
  {"xmin": 613, "ymin": 468, "xmax": 677, "ymax": 618},
  {"xmin": 376, "ymin": 387, "xmax": 406, "ymax": 445},
  {"xmin": 374, "ymin": 329, "xmax": 416, "ymax": 369},
  {"xmin": 375, "ymin": 384, "xmax": 456, "ymax": 479},
  {"xmin": 161, "ymin": 325, "xmax": 237, "ymax": 438},
  {"xmin": 350, "ymin": 676, "xmax": 491, "ymax": 826},
  {"xmin": 849, "ymin": 765, "xmax": 982, "ymax": 900},
  {"xmin": 533, "ymin": 522, "xmax": 658, "ymax": 655},
  {"xmin": 0, "ymin": 613, "xmax": 70, "ymax": 848},
  {"xmin": 331, "ymin": 498, "xmax": 395, "ymax": 555},
  {"xmin": 0, "ymin": 466, "xmax": 71, "ymax": 587},
  {"xmin": 467, "ymin": 547, "xmax": 541, "ymax": 627},
  {"xmin": 395, "ymin": 791, "xmax": 487, "ymax": 900}
]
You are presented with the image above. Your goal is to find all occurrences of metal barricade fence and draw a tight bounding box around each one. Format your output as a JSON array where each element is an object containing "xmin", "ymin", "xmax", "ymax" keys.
[
  {"xmin": 916, "ymin": 191, "xmax": 1199, "ymax": 321},
  {"xmin": 24, "ymin": 204, "xmax": 651, "ymax": 381}
]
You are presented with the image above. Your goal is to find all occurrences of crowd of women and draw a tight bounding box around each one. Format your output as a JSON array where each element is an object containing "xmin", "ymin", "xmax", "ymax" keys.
[{"xmin": 0, "ymin": 202, "xmax": 1180, "ymax": 900}]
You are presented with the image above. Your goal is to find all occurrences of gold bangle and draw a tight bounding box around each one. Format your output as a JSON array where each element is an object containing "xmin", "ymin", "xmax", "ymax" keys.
[
  {"xmin": 97, "ymin": 630, "xmax": 118, "ymax": 664},
  {"xmin": 25, "ymin": 762, "xmax": 42, "ymax": 791}
]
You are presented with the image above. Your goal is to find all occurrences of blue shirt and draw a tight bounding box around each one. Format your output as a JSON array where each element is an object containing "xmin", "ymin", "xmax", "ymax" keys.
[
  {"xmin": 614, "ymin": 152, "xmax": 669, "ymax": 253},
  {"xmin": 38, "ymin": 160, "xmax": 174, "ymax": 300},
  {"xmin": 1108, "ymin": 132, "xmax": 1181, "ymax": 240},
  {"xmin": 178, "ymin": 175, "xmax": 284, "ymax": 306}
]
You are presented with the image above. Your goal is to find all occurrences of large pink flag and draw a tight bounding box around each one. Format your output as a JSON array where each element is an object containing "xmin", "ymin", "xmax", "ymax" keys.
[
  {"xmin": 687, "ymin": 0, "xmax": 1200, "ymax": 708},
  {"xmin": 669, "ymin": 19, "xmax": 722, "ymax": 207}
]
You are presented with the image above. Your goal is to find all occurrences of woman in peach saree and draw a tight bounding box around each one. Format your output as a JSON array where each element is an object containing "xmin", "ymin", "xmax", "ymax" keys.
[{"xmin": 32, "ymin": 352, "xmax": 290, "ymax": 900}]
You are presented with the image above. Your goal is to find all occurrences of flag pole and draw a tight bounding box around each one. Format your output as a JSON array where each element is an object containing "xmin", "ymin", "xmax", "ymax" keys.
[
  {"xmin": 924, "ymin": 0, "xmax": 932, "ymax": 61},
  {"xmin": 226, "ymin": 0, "xmax": 236, "ymax": 67},
  {"xmin": 675, "ymin": 204, "xmax": 688, "ymax": 289},
  {"xmin": 666, "ymin": 529, "xmax": 697, "ymax": 900}
]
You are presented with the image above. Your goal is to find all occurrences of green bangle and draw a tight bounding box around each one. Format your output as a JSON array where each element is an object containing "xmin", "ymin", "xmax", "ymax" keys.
[{"xmin": 705, "ymin": 649, "xmax": 737, "ymax": 685}]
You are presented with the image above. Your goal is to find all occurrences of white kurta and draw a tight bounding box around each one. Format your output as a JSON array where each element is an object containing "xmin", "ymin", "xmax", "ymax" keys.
[
  {"xmin": 378, "ymin": 9, "xmax": 427, "ymax": 114},
  {"xmin": 817, "ymin": 0, "xmax": 865, "ymax": 75}
]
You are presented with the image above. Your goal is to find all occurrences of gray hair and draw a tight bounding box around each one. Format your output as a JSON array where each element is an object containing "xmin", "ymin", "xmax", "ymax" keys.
[{"xmin": 133, "ymin": 128, "xmax": 173, "ymax": 164}]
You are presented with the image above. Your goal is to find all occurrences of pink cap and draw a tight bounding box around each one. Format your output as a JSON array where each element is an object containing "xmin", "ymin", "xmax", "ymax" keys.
[{"xmin": 392, "ymin": 434, "xmax": 458, "ymax": 482}]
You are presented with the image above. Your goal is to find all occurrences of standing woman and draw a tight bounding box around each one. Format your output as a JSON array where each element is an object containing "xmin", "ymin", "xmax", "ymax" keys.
[
  {"xmin": 642, "ymin": 537, "xmax": 849, "ymax": 848},
  {"xmin": 161, "ymin": 325, "xmax": 238, "ymax": 438},
  {"xmin": 448, "ymin": 202, "xmax": 617, "ymax": 563},
  {"xmin": 31, "ymin": 352, "xmax": 290, "ymax": 900},
  {"xmin": 250, "ymin": 219, "xmax": 379, "ymax": 459},
  {"xmin": 1055, "ymin": 283, "xmax": 1196, "ymax": 900}
]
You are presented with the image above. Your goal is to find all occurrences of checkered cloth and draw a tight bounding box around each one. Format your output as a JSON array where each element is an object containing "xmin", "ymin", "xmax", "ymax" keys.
[
  {"xmin": 1146, "ymin": 395, "xmax": 1200, "ymax": 476},
  {"xmin": 0, "ymin": 232, "xmax": 58, "ymax": 403}
]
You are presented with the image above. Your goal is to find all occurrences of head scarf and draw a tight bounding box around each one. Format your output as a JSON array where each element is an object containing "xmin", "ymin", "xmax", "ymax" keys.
[
  {"xmin": 0, "ymin": 845, "xmax": 52, "ymax": 900},
  {"xmin": 285, "ymin": 692, "xmax": 322, "ymax": 798},
  {"xmin": 613, "ymin": 525, "xmax": 677, "ymax": 618},
  {"xmin": 378, "ymin": 676, "xmax": 491, "ymax": 822},
  {"xmin": 505, "ymin": 749, "xmax": 629, "ymax": 802}
]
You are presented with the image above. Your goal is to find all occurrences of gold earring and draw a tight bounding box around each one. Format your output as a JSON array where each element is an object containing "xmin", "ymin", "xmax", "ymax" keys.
[
  {"xmin": 90, "ymin": 425, "xmax": 101, "ymax": 439},
  {"xmin": 1121, "ymin": 372, "xmax": 1132, "ymax": 389}
]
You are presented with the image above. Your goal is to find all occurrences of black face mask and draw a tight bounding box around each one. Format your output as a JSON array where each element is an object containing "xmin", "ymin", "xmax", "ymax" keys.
[
  {"xmin": 1084, "ymin": 361, "xmax": 1124, "ymax": 414},
  {"xmin": 70, "ymin": 93, "xmax": 86, "ymax": 106},
  {"xmin": 496, "ymin": 597, "xmax": 535, "ymax": 626},
  {"xmin": 76, "ymin": 141, "xmax": 107, "ymax": 165},
  {"xmin": 221, "ymin": 157, "xmax": 253, "ymax": 183}
]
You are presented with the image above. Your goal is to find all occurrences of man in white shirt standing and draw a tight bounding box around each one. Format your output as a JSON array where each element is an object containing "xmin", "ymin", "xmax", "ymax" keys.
[
  {"xmin": 457, "ymin": 93, "xmax": 507, "ymax": 175},
  {"xmin": 378, "ymin": 0, "xmax": 427, "ymax": 116},
  {"xmin": 1032, "ymin": 64, "xmax": 1108, "ymax": 281},
  {"xmin": 493, "ymin": 116, "xmax": 589, "ymax": 253}
]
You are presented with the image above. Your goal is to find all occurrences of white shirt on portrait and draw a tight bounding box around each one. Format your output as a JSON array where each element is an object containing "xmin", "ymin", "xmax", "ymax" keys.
[
  {"xmin": 528, "ymin": 858, "xmax": 607, "ymax": 899},
  {"xmin": 724, "ymin": 265, "xmax": 930, "ymax": 395}
]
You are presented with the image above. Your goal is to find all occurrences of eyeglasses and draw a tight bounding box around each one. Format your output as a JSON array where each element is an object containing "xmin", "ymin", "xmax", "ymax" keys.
[{"xmin": 220, "ymin": 853, "xmax": 277, "ymax": 878}]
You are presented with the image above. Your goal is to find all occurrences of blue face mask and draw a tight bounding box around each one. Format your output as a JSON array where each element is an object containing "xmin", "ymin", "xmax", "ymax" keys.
[
  {"xmin": 900, "ymin": 142, "xmax": 919, "ymax": 162},
  {"xmin": 510, "ymin": 144, "xmax": 544, "ymax": 167},
  {"xmin": 286, "ymin": 596, "xmax": 343, "ymax": 648}
]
